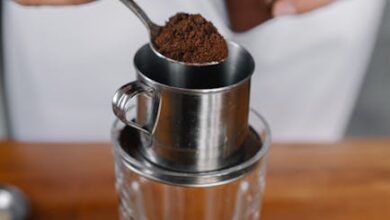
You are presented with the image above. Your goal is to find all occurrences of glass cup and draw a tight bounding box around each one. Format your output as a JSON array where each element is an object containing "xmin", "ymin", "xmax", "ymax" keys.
[{"xmin": 111, "ymin": 109, "xmax": 271, "ymax": 220}]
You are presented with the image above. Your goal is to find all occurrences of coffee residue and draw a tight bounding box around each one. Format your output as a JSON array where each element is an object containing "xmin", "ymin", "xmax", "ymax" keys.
[{"xmin": 154, "ymin": 13, "xmax": 228, "ymax": 64}]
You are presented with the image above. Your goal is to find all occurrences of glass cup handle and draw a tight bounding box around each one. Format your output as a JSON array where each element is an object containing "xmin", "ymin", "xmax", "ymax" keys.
[{"xmin": 112, "ymin": 81, "xmax": 160, "ymax": 136}]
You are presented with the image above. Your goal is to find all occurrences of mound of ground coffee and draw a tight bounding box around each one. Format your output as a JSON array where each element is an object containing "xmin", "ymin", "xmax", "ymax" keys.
[{"xmin": 154, "ymin": 13, "xmax": 228, "ymax": 64}]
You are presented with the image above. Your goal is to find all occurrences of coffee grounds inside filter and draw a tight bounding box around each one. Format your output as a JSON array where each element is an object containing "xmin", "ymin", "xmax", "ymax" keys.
[{"xmin": 154, "ymin": 13, "xmax": 228, "ymax": 64}]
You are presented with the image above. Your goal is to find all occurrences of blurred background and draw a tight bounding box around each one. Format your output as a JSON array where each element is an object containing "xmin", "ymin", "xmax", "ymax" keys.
[{"xmin": 0, "ymin": 0, "xmax": 389, "ymax": 142}]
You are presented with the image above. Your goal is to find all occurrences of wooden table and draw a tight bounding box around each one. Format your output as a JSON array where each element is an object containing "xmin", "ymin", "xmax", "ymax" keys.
[{"xmin": 0, "ymin": 140, "xmax": 389, "ymax": 220}]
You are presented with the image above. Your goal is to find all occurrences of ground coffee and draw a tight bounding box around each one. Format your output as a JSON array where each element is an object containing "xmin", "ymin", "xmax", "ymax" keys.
[{"xmin": 154, "ymin": 13, "xmax": 228, "ymax": 64}]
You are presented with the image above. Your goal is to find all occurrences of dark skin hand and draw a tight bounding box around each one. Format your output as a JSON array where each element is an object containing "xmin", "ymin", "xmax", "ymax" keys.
[
  {"xmin": 15, "ymin": 0, "xmax": 335, "ymax": 32},
  {"xmin": 225, "ymin": 0, "xmax": 335, "ymax": 32}
]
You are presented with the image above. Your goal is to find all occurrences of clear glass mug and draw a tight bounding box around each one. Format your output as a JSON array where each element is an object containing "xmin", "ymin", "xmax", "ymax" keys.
[{"xmin": 111, "ymin": 109, "xmax": 271, "ymax": 220}]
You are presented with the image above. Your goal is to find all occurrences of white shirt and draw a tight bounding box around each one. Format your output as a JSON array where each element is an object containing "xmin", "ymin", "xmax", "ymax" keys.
[{"xmin": 3, "ymin": 0, "xmax": 385, "ymax": 142}]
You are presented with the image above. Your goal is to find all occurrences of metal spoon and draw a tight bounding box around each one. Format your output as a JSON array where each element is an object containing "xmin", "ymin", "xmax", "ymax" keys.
[
  {"xmin": 119, "ymin": 0, "xmax": 223, "ymax": 66},
  {"xmin": 0, "ymin": 185, "xmax": 29, "ymax": 220}
]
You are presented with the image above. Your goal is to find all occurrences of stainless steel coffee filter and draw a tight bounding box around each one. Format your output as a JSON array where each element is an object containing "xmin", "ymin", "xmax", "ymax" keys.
[{"xmin": 113, "ymin": 41, "xmax": 255, "ymax": 172}]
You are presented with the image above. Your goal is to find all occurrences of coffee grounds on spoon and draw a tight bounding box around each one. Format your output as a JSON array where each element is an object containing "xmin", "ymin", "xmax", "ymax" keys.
[{"xmin": 154, "ymin": 13, "xmax": 228, "ymax": 64}]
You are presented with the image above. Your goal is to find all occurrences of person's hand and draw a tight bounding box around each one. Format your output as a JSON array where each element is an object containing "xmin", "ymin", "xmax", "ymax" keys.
[
  {"xmin": 15, "ymin": 0, "xmax": 95, "ymax": 5},
  {"xmin": 272, "ymin": 0, "xmax": 335, "ymax": 16},
  {"xmin": 226, "ymin": 0, "xmax": 335, "ymax": 32}
]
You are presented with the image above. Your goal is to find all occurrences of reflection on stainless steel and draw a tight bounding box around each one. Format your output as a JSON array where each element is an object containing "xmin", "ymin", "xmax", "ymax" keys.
[
  {"xmin": 112, "ymin": 41, "xmax": 255, "ymax": 172},
  {"xmin": 0, "ymin": 185, "xmax": 29, "ymax": 220}
]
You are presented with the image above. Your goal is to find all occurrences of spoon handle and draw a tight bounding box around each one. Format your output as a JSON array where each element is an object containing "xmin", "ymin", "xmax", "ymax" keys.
[{"xmin": 119, "ymin": 0, "xmax": 160, "ymax": 37}]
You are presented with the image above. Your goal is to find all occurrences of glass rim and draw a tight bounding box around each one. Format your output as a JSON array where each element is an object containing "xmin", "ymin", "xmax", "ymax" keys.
[{"xmin": 111, "ymin": 109, "xmax": 271, "ymax": 187}]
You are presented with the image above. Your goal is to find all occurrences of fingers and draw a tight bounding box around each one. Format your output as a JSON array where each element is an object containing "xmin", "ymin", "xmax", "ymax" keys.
[
  {"xmin": 15, "ymin": 0, "xmax": 95, "ymax": 6},
  {"xmin": 272, "ymin": 0, "xmax": 335, "ymax": 16}
]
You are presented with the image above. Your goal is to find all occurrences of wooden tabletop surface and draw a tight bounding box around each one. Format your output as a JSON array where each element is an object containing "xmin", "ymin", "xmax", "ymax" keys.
[{"xmin": 0, "ymin": 140, "xmax": 389, "ymax": 220}]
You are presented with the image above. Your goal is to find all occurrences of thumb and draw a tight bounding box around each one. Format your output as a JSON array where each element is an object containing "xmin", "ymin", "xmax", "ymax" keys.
[{"xmin": 272, "ymin": 0, "xmax": 335, "ymax": 16}]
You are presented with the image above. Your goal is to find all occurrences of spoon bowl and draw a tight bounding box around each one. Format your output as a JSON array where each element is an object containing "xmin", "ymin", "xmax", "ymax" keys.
[{"xmin": 119, "ymin": 0, "xmax": 226, "ymax": 66}]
